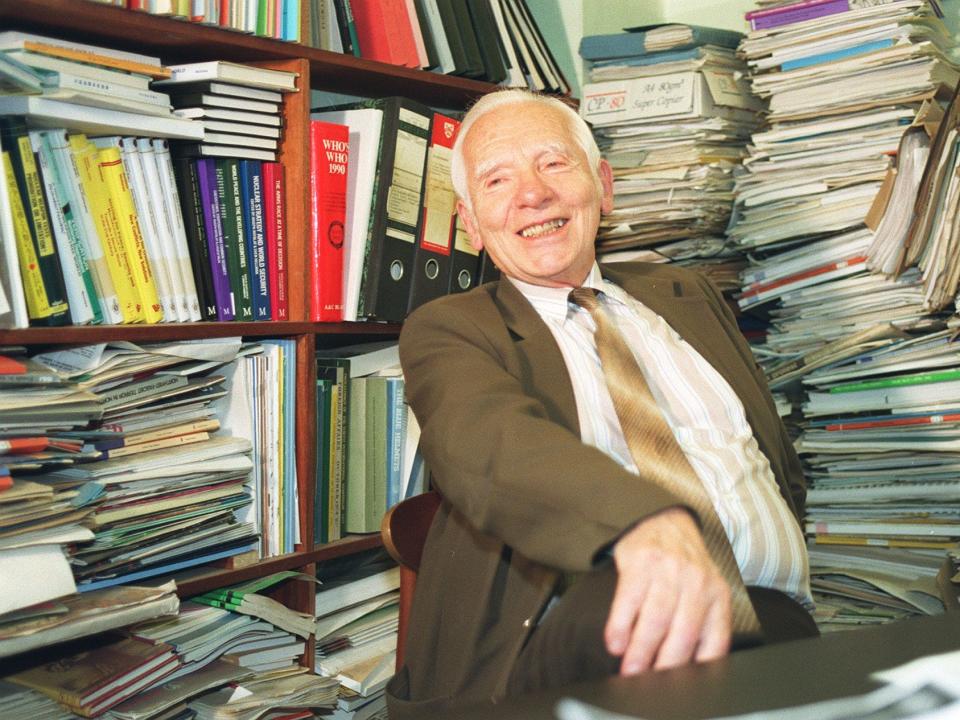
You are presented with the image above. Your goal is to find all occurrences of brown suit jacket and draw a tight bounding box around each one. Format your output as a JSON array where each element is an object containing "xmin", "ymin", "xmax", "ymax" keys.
[{"xmin": 387, "ymin": 262, "xmax": 806, "ymax": 718}]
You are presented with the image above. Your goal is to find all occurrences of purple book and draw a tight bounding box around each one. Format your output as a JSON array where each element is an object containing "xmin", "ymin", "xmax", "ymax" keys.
[
  {"xmin": 747, "ymin": 0, "xmax": 857, "ymax": 31},
  {"xmin": 195, "ymin": 158, "xmax": 234, "ymax": 321}
]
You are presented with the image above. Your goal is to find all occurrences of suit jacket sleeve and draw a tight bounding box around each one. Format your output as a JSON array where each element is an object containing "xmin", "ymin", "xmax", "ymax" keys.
[{"xmin": 399, "ymin": 291, "xmax": 686, "ymax": 574}]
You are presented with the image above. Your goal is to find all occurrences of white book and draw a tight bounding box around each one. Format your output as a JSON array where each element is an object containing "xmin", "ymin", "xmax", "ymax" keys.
[
  {"xmin": 0, "ymin": 96, "xmax": 202, "ymax": 140},
  {"xmin": 174, "ymin": 105, "xmax": 281, "ymax": 127},
  {"xmin": 0, "ymin": 30, "xmax": 162, "ymax": 67},
  {"xmin": 311, "ymin": 107, "xmax": 383, "ymax": 322},
  {"xmin": 137, "ymin": 138, "xmax": 189, "ymax": 322},
  {"xmin": 46, "ymin": 129, "xmax": 124, "ymax": 324},
  {"xmin": 0, "ymin": 133, "xmax": 28, "ymax": 329},
  {"xmin": 157, "ymin": 60, "xmax": 298, "ymax": 91},
  {"xmin": 315, "ymin": 567, "xmax": 401, "ymax": 618},
  {"xmin": 28, "ymin": 129, "xmax": 95, "ymax": 325},
  {"xmin": 153, "ymin": 138, "xmax": 202, "ymax": 321},
  {"xmin": 5, "ymin": 49, "xmax": 152, "ymax": 90},
  {"xmin": 199, "ymin": 119, "xmax": 280, "ymax": 139},
  {"xmin": 202, "ymin": 131, "xmax": 277, "ymax": 150}
]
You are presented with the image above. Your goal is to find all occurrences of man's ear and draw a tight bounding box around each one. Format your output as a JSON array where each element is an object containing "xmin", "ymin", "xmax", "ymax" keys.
[
  {"xmin": 598, "ymin": 159, "xmax": 614, "ymax": 215},
  {"xmin": 456, "ymin": 199, "xmax": 483, "ymax": 251}
]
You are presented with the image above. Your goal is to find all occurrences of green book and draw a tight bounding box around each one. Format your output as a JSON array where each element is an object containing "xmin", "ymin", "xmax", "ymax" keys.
[
  {"xmin": 215, "ymin": 158, "xmax": 253, "ymax": 320},
  {"xmin": 829, "ymin": 367, "xmax": 960, "ymax": 394},
  {"xmin": 35, "ymin": 130, "xmax": 103, "ymax": 324}
]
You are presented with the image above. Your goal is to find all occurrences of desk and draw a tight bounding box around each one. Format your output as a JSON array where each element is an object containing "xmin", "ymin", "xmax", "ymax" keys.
[{"xmin": 442, "ymin": 613, "xmax": 960, "ymax": 720}]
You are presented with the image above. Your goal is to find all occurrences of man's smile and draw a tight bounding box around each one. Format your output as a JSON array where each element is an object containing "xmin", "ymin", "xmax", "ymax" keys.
[{"xmin": 519, "ymin": 218, "xmax": 568, "ymax": 238}]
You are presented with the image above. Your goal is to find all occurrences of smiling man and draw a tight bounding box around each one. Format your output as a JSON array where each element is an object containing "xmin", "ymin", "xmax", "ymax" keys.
[{"xmin": 387, "ymin": 89, "xmax": 817, "ymax": 719}]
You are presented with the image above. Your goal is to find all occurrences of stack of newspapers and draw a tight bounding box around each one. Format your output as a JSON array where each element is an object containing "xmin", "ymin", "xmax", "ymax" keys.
[{"xmin": 577, "ymin": 24, "xmax": 762, "ymax": 290}]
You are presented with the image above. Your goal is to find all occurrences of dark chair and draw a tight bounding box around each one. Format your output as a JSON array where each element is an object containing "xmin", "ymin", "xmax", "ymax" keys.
[{"xmin": 380, "ymin": 490, "xmax": 441, "ymax": 670}]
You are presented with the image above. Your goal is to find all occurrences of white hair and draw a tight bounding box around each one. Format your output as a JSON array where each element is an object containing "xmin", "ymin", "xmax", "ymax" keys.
[{"xmin": 450, "ymin": 89, "xmax": 602, "ymax": 210}]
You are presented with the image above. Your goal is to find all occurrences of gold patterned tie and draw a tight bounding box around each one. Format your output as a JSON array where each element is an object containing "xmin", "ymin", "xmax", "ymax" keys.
[{"xmin": 568, "ymin": 287, "xmax": 761, "ymax": 635}]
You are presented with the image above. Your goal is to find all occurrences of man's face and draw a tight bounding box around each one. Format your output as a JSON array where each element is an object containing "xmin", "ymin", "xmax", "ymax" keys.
[{"xmin": 457, "ymin": 102, "xmax": 614, "ymax": 288}]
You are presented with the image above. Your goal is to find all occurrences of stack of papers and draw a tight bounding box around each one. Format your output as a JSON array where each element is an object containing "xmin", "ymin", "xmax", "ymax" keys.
[{"xmin": 578, "ymin": 25, "xmax": 760, "ymax": 289}]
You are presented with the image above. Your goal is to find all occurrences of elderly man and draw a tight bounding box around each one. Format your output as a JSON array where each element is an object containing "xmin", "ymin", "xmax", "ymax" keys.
[{"xmin": 386, "ymin": 89, "xmax": 816, "ymax": 718}]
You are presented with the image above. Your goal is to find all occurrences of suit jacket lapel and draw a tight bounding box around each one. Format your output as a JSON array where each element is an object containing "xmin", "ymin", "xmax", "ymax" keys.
[{"xmin": 494, "ymin": 279, "xmax": 580, "ymax": 434}]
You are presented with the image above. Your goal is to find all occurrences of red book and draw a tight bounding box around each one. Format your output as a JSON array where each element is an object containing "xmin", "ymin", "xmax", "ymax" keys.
[
  {"xmin": 309, "ymin": 120, "xmax": 349, "ymax": 322},
  {"xmin": 262, "ymin": 161, "xmax": 288, "ymax": 321},
  {"xmin": 351, "ymin": 0, "xmax": 420, "ymax": 68}
]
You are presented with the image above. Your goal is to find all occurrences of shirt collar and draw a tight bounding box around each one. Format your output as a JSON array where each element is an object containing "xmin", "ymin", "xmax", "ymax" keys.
[{"xmin": 507, "ymin": 264, "xmax": 619, "ymax": 323}]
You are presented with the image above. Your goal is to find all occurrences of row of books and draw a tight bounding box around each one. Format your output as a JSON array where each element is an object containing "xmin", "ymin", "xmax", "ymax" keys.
[
  {"xmin": 94, "ymin": 0, "xmax": 302, "ymax": 43},
  {"xmin": 0, "ymin": 122, "xmax": 292, "ymax": 326},
  {"xmin": 315, "ymin": 341, "xmax": 426, "ymax": 544},
  {"xmin": 577, "ymin": 23, "xmax": 760, "ymax": 292},
  {"xmin": 305, "ymin": 0, "xmax": 568, "ymax": 94},
  {"xmin": 727, "ymin": 0, "xmax": 959, "ymax": 630},
  {"xmin": 312, "ymin": 97, "xmax": 498, "ymax": 324}
]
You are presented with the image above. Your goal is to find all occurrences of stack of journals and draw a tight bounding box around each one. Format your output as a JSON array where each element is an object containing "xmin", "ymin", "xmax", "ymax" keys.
[
  {"xmin": 578, "ymin": 24, "xmax": 761, "ymax": 290},
  {"xmin": 314, "ymin": 559, "xmax": 401, "ymax": 718},
  {"xmin": 132, "ymin": 601, "xmax": 303, "ymax": 679},
  {"xmin": 729, "ymin": 0, "xmax": 958, "ymax": 355},
  {"xmin": 806, "ymin": 544, "xmax": 945, "ymax": 631},
  {"xmin": 787, "ymin": 326, "xmax": 960, "ymax": 628},
  {"xmin": 305, "ymin": 0, "xmax": 568, "ymax": 94},
  {"xmin": 0, "ymin": 582, "xmax": 179, "ymax": 659},
  {"xmin": 187, "ymin": 668, "xmax": 339, "ymax": 719},
  {"xmin": 0, "ymin": 338, "xmax": 286, "ymax": 589},
  {"xmin": 7, "ymin": 634, "xmax": 181, "ymax": 717},
  {"xmin": 0, "ymin": 32, "xmax": 199, "ymax": 138}
]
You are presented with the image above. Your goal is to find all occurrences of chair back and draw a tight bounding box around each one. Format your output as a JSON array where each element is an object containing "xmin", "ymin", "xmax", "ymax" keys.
[{"xmin": 380, "ymin": 490, "xmax": 441, "ymax": 670}]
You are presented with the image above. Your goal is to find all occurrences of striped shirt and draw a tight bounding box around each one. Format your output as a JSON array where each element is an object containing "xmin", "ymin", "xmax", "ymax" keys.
[{"xmin": 511, "ymin": 266, "xmax": 812, "ymax": 608}]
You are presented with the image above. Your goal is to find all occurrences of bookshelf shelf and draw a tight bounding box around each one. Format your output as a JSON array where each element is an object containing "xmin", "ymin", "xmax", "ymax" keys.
[
  {"xmin": 0, "ymin": 0, "xmax": 499, "ymax": 107},
  {"xmin": 175, "ymin": 535, "xmax": 384, "ymax": 598},
  {"xmin": 0, "ymin": 321, "xmax": 401, "ymax": 345}
]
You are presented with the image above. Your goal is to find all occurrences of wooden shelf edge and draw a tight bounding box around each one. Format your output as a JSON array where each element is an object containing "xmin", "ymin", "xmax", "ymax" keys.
[
  {"xmin": 174, "ymin": 535, "xmax": 382, "ymax": 597},
  {"xmin": 0, "ymin": 321, "xmax": 401, "ymax": 345}
]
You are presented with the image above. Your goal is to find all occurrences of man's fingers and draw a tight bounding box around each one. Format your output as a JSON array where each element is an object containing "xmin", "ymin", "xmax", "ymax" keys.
[
  {"xmin": 618, "ymin": 580, "xmax": 677, "ymax": 675},
  {"xmin": 694, "ymin": 588, "xmax": 733, "ymax": 662},
  {"xmin": 651, "ymin": 584, "xmax": 711, "ymax": 670},
  {"xmin": 603, "ymin": 573, "xmax": 648, "ymax": 657}
]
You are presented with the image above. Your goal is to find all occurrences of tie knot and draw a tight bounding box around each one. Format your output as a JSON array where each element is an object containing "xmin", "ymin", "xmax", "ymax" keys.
[{"xmin": 569, "ymin": 286, "xmax": 601, "ymax": 313}]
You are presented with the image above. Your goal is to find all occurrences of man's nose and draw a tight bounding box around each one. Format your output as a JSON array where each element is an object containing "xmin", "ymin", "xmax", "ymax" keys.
[{"xmin": 516, "ymin": 170, "xmax": 554, "ymax": 207}]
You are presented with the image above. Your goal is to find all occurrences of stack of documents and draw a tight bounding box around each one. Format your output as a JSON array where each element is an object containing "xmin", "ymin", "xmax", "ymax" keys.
[{"xmin": 578, "ymin": 25, "xmax": 761, "ymax": 288}]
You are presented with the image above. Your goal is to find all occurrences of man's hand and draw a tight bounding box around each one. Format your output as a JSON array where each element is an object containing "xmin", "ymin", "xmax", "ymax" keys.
[{"xmin": 605, "ymin": 507, "xmax": 732, "ymax": 675}]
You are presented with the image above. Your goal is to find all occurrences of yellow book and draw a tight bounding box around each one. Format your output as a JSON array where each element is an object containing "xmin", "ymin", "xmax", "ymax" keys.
[
  {"xmin": 68, "ymin": 134, "xmax": 142, "ymax": 323},
  {"xmin": 94, "ymin": 140, "xmax": 163, "ymax": 323},
  {"xmin": 2, "ymin": 152, "xmax": 65, "ymax": 320}
]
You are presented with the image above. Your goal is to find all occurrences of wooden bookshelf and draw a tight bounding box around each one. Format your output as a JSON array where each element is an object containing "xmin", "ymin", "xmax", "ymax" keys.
[{"xmin": 0, "ymin": 0, "xmax": 497, "ymax": 671}]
